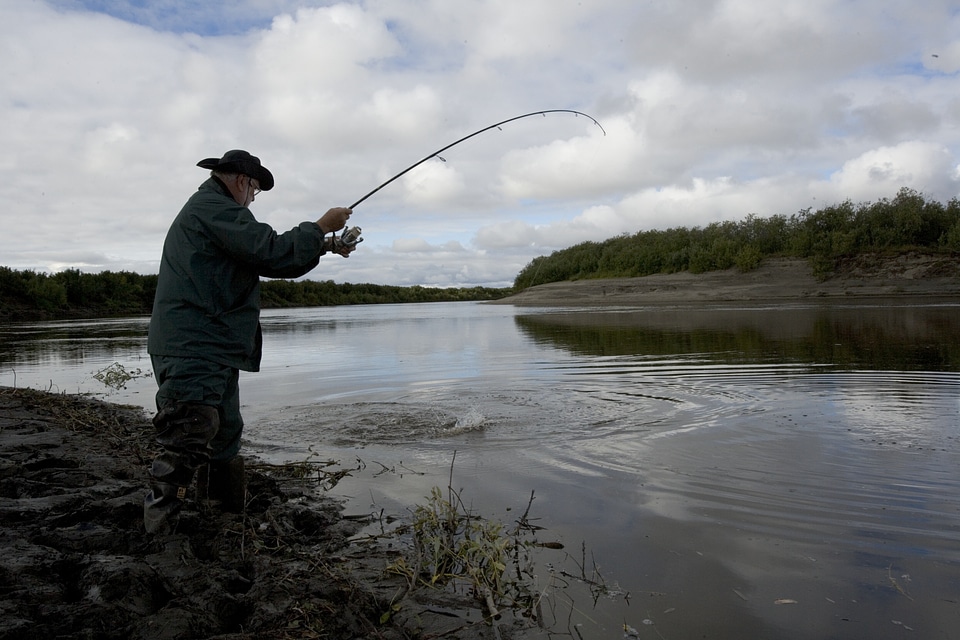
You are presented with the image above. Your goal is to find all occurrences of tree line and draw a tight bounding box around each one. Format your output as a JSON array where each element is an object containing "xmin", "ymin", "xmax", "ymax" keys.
[
  {"xmin": 4, "ymin": 189, "xmax": 958, "ymax": 320},
  {"xmin": 0, "ymin": 268, "xmax": 511, "ymax": 321},
  {"xmin": 514, "ymin": 188, "xmax": 960, "ymax": 288}
]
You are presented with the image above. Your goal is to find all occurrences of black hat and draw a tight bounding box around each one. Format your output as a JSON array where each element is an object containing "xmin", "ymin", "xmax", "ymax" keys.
[{"xmin": 197, "ymin": 150, "xmax": 274, "ymax": 191}]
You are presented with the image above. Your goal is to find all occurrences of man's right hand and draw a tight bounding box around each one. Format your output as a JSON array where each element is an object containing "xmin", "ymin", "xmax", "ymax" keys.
[{"xmin": 316, "ymin": 207, "xmax": 353, "ymax": 234}]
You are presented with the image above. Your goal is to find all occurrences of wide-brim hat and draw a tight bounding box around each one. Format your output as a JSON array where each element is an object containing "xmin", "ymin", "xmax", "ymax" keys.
[{"xmin": 197, "ymin": 150, "xmax": 274, "ymax": 191}]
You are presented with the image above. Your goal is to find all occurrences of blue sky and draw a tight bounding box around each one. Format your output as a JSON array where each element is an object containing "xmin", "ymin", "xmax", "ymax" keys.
[
  {"xmin": 3, "ymin": 1, "xmax": 960, "ymax": 287},
  {"xmin": 48, "ymin": 0, "xmax": 280, "ymax": 35}
]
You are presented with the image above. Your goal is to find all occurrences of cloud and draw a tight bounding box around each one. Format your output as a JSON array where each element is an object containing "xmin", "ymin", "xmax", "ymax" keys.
[
  {"xmin": 824, "ymin": 141, "xmax": 959, "ymax": 201},
  {"xmin": 925, "ymin": 39, "xmax": 960, "ymax": 74},
  {"xmin": 2, "ymin": 1, "xmax": 960, "ymax": 288},
  {"xmin": 392, "ymin": 238, "xmax": 466, "ymax": 254}
]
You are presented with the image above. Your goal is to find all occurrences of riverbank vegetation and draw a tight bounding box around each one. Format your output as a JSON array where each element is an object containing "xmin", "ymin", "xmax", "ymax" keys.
[
  {"xmin": 514, "ymin": 188, "xmax": 960, "ymax": 288},
  {"xmin": 0, "ymin": 268, "xmax": 511, "ymax": 320}
]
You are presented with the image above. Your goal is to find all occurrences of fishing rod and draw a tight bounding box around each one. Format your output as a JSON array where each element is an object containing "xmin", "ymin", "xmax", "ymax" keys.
[
  {"xmin": 330, "ymin": 109, "xmax": 604, "ymax": 250},
  {"xmin": 349, "ymin": 109, "xmax": 605, "ymax": 210}
]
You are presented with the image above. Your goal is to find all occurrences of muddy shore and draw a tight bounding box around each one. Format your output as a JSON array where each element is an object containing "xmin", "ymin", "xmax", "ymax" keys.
[
  {"xmin": 0, "ymin": 387, "xmax": 521, "ymax": 640},
  {"xmin": 493, "ymin": 254, "xmax": 960, "ymax": 306}
]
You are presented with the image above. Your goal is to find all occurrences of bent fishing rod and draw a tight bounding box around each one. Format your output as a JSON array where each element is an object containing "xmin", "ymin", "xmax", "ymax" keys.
[
  {"xmin": 349, "ymin": 109, "xmax": 605, "ymax": 210},
  {"xmin": 330, "ymin": 109, "xmax": 605, "ymax": 250}
]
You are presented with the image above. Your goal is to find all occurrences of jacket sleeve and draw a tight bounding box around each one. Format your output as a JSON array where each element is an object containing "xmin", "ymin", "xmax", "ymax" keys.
[
  {"xmin": 200, "ymin": 199, "xmax": 327, "ymax": 279},
  {"xmin": 256, "ymin": 222, "xmax": 327, "ymax": 279}
]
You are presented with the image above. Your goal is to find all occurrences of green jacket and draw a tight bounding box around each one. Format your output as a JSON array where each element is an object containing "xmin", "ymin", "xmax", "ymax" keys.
[{"xmin": 148, "ymin": 177, "xmax": 327, "ymax": 371}]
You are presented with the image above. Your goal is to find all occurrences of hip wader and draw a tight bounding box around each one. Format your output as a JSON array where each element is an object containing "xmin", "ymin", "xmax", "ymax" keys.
[{"xmin": 143, "ymin": 402, "xmax": 219, "ymax": 533}]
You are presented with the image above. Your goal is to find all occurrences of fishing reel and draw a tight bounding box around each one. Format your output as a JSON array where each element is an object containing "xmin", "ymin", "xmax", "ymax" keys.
[
  {"xmin": 325, "ymin": 226, "xmax": 363, "ymax": 254},
  {"xmin": 340, "ymin": 226, "xmax": 363, "ymax": 247}
]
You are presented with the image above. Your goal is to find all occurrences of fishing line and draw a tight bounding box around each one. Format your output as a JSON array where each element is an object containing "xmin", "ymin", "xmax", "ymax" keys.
[{"xmin": 349, "ymin": 109, "xmax": 605, "ymax": 209}]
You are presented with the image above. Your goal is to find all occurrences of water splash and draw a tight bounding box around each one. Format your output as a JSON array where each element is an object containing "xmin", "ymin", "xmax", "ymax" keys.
[
  {"xmin": 251, "ymin": 401, "xmax": 488, "ymax": 447},
  {"xmin": 446, "ymin": 406, "xmax": 486, "ymax": 435}
]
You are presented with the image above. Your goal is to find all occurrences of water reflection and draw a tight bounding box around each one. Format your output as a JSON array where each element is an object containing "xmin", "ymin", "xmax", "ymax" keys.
[
  {"xmin": 0, "ymin": 317, "xmax": 150, "ymax": 368},
  {"xmin": 514, "ymin": 302, "xmax": 960, "ymax": 370}
]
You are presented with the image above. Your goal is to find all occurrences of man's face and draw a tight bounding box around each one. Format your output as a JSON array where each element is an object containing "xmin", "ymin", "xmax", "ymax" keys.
[
  {"xmin": 239, "ymin": 175, "xmax": 261, "ymax": 207},
  {"xmin": 227, "ymin": 174, "xmax": 262, "ymax": 207}
]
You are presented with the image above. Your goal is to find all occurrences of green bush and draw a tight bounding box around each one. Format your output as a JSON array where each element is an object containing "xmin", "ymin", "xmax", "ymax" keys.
[{"xmin": 514, "ymin": 189, "xmax": 960, "ymax": 290}]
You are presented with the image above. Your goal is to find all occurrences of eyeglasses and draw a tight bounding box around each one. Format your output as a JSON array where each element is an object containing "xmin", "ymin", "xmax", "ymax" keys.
[{"xmin": 244, "ymin": 176, "xmax": 261, "ymax": 196}]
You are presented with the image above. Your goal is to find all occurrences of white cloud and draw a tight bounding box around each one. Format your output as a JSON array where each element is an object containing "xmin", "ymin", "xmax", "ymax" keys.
[
  {"xmin": 2, "ymin": 0, "xmax": 960, "ymax": 287},
  {"xmin": 925, "ymin": 40, "xmax": 960, "ymax": 74},
  {"xmin": 823, "ymin": 141, "xmax": 959, "ymax": 201},
  {"xmin": 392, "ymin": 238, "xmax": 466, "ymax": 254},
  {"xmin": 399, "ymin": 158, "xmax": 467, "ymax": 207}
]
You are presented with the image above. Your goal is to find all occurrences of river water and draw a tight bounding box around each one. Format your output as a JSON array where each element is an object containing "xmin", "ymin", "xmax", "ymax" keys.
[{"xmin": 2, "ymin": 300, "xmax": 959, "ymax": 639}]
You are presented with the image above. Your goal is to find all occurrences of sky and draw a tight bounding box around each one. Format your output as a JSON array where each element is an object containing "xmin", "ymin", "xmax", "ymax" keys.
[{"xmin": 2, "ymin": 0, "xmax": 960, "ymax": 288}]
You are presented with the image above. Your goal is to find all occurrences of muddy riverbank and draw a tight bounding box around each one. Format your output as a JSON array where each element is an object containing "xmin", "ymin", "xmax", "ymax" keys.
[
  {"xmin": 494, "ymin": 254, "xmax": 960, "ymax": 306},
  {"xmin": 0, "ymin": 387, "xmax": 529, "ymax": 640}
]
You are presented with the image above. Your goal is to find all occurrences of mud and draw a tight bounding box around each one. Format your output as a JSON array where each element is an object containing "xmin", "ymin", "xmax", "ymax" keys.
[
  {"xmin": 0, "ymin": 387, "xmax": 526, "ymax": 640},
  {"xmin": 494, "ymin": 254, "xmax": 960, "ymax": 306}
]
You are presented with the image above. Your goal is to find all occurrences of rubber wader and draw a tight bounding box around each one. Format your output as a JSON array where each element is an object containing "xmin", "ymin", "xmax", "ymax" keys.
[
  {"xmin": 143, "ymin": 402, "xmax": 220, "ymax": 533},
  {"xmin": 196, "ymin": 456, "xmax": 247, "ymax": 513}
]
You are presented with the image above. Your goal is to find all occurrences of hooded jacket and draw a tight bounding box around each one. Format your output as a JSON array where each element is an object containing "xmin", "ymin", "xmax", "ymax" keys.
[{"xmin": 148, "ymin": 177, "xmax": 326, "ymax": 371}]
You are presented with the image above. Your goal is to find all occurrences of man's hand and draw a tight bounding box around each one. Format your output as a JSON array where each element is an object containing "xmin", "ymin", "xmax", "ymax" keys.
[
  {"xmin": 316, "ymin": 207, "xmax": 352, "ymax": 234},
  {"xmin": 322, "ymin": 237, "xmax": 356, "ymax": 257},
  {"xmin": 333, "ymin": 243, "xmax": 355, "ymax": 258},
  {"xmin": 322, "ymin": 228, "xmax": 361, "ymax": 257}
]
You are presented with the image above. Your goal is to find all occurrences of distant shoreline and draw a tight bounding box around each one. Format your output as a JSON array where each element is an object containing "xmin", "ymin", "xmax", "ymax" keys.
[{"xmin": 492, "ymin": 255, "xmax": 960, "ymax": 307}]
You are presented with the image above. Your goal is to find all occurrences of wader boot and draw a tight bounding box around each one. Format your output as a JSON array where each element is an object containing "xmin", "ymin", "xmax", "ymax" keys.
[
  {"xmin": 197, "ymin": 456, "xmax": 247, "ymax": 513},
  {"xmin": 143, "ymin": 402, "xmax": 220, "ymax": 534}
]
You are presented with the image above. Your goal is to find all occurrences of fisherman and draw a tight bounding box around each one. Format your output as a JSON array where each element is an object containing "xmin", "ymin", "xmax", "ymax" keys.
[{"xmin": 143, "ymin": 150, "xmax": 356, "ymax": 533}]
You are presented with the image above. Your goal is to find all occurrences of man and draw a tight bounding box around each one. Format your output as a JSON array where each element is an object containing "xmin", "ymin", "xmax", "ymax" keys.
[{"xmin": 143, "ymin": 149, "xmax": 356, "ymax": 533}]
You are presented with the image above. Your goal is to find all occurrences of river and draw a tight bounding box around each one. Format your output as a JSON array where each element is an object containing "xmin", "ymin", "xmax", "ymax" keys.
[{"xmin": 2, "ymin": 300, "xmax": 959, "ymax": 639}]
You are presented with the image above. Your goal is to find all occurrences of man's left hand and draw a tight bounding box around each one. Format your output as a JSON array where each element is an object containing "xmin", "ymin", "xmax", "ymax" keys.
[{"xmin": 334, "ymin": 243, "xmax": 355, "ymax": 258}]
